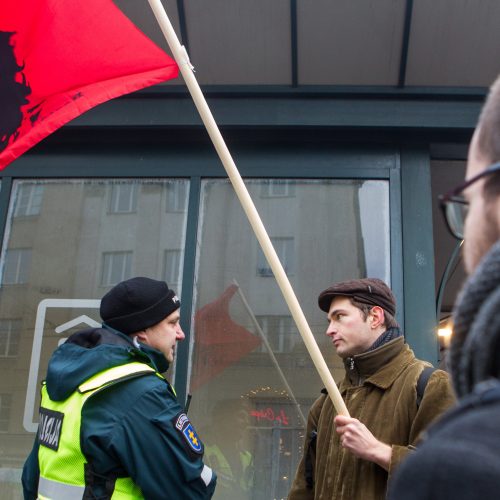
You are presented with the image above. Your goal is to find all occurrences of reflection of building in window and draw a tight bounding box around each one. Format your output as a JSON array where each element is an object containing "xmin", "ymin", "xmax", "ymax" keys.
[
  {"xmin": 245, "ymin": 392, "xmax": 306, "ymax": 500},
  {"xmin": 14, "ymin": 184, "xmax": 44, "ymax": 217},
  {"xmin": 0, "ymin": 394, "xmax": 11, "ymax": 433},
  {"xmin": 101, "ymin": 251, "xmax": 132, "ymax": 286},
  {"xmin": 260, "ymin": 180, "xmax": 296, "ymax": 198},
  {"xmin": 257, "ymin": 237, "xmax": 294, "ymax": 277},
  {"xmin": 166, "ymin": 182, "xmax": 188, "ymax": 212},
  {"xmin": 255, "ymin": 315, "xmax": 298, "ymax": 353},
  {"xmin": 2, "ymin": 248, "xmax": 32, "ymax": 284},
  {"xmin": 109, "ymin": 183, "xmax": 138, "ymax": 213},
  {"xmin": 0, "ymin": 319, "xmax": 21, "ymax": 357},
  {"xmin": 164, "ymin": 249, "xmax": 182, "ymax": 288}
]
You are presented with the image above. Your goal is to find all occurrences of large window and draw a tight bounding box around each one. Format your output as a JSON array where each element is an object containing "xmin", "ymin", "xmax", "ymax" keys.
[
  {"xmin": 0, "ymin": 179, "xmax": 189, "ymax": 491},
  {"xmin": 188, "ymin": 178, "xmax": 390, "ymax": 499},
  {"xmin": 0, "ymin": 173, "xmax": 392, "ymax": 499}
]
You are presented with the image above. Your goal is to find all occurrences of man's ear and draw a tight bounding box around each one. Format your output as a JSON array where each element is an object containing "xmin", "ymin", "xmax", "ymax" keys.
[
  {"xmin": 369, "ymin": 306, "xmax": 385, "ymax": 329},
  {"xmin": 135, "ymin": 330, "xmax": 149, "ymax": 343}
]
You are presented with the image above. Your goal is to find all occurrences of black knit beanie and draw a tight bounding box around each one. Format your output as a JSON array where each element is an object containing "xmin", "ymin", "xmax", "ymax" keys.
[{"xmin": 100, "ymin": 277, "xmax": 180, "ymax": 335}]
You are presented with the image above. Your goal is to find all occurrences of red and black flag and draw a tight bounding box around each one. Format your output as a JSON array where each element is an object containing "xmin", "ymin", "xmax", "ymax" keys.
[
  {"xmin": 190, "ymin": 285, "xmax": 262, "ymax": 391},
  {"xmin": 0, "ymin": 0, "xmax": 178, "ymax": 169}
]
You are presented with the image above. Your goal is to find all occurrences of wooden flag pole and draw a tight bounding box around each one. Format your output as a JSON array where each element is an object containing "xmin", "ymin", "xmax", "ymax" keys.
[{"xmin": 147, "ymin": 0, "xmax": 349, "ymax": 417}]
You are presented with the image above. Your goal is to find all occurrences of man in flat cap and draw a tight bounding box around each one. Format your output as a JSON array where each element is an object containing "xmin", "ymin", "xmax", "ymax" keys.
[
  {"xmin": 22, "ymin": 277, "xmax": 216, "ymax": 499},
  {"xmin": 288, "ymin": 277, "xmax": 454, "ymax": 500}
]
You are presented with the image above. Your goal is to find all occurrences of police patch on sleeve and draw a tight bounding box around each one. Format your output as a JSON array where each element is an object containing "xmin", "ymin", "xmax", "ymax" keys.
[
  {"xmin": 38, "ymin": 407, "xmax": 64, "ymax": 451},
  {"xmin": 183, "ymin": 424, "xmax": 202, "ymax": 453},
  {"xmin": 173, "ymin": 412, "xmax": 204, "ymax": 455}
]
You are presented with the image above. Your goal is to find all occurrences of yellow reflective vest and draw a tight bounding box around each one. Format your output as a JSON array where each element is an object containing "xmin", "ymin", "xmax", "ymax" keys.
[
  {"xmin": 37, "ymin": 362, "xmax": 159, "ymax": 500},
  {"xmin": 205, "ymin": 443, "xmax": 253, "ymax": 492}
]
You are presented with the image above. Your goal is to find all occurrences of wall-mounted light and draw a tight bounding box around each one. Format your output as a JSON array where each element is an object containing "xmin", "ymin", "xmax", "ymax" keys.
[{"xmin": 437, "ymin": 320, "xmax": 453, "ymax": 348}]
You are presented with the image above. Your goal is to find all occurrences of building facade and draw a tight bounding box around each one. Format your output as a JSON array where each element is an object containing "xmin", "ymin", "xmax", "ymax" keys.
[{"xmin": 2, "ymin": 0, "xmax": 500, "ymax": 497}]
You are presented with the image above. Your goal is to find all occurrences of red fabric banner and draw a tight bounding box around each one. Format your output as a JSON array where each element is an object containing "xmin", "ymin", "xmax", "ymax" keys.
[
  {"xmin": 0, "ymin": 0, "xmax": 178, "ymax": 169},
  {"xmin": 190, "ymin": 285, "xmax": 262, "ymax": 391}
]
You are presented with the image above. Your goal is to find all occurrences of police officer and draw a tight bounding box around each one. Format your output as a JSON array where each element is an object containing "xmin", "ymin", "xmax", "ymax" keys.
[{"xmin": 22, "ymin": 277, "xmax": 217, "ymax": 499}]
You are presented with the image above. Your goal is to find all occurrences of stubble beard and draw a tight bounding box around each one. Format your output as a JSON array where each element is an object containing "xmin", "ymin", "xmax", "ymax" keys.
[{"xmin": 465, "ymin": 200, "xmax": 499, "ymax": 274}]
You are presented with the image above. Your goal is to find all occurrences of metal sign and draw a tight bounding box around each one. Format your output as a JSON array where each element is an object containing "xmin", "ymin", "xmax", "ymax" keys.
[{"xmin": 23, "ymin": 299, "xmax": 100, "ymax": 432}]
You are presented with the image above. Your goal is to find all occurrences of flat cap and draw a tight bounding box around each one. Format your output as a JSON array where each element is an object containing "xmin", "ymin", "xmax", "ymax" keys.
[{"xmin": 318, "ymin": 277, "xmax": 396, "ymax": 316}]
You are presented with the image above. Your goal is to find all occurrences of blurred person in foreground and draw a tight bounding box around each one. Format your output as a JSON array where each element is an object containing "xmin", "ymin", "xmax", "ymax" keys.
[
  {"xmin": 288, "ymin": 278, "xmax": 454, "ymax": 500},
  {"xmin": 389, "ymin": 75, "xmax": 500, "ymax": 499}
]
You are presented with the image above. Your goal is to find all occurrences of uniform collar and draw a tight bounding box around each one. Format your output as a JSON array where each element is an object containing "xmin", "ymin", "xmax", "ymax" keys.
[{"xmin": 102, "ymin": 323, "xmax": 170, "ymax": 373}]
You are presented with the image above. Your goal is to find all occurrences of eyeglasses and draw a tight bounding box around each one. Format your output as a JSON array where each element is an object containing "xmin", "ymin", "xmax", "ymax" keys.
[{"xmin": 439, "ymin": 161, "xmax": 500, "ymax": 240}]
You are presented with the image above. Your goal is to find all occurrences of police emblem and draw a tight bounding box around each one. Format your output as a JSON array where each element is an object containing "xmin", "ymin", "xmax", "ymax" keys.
[
  {"xmin": 172, "ymin": 412, "xmax": 204, "ymax": 456},
  {"xmin": 183, "ymin": 423, "xmax": 202, "ymax": 453}
]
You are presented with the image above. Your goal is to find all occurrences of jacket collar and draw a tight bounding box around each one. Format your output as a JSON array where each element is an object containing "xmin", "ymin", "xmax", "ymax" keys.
[
  {"xmin": 343, "ymin": 337, "xmax": 414, "ymax": 388},
  {"xmin": 101, "ymin": 324, "xmax": 170, "ymax": 373},
  {"xmin": 46, "ymin": 326, "xmax": 170, "ymax": 401}
]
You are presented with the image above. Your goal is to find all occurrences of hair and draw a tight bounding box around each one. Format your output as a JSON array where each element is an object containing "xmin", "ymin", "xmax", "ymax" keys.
[
  {"xmin": 475, "ymin": 74, "xmax": 500, "ymax": 198},
  {"xmin": 349, "ymin": 297, "xmax": 399, "ymax": 329}
]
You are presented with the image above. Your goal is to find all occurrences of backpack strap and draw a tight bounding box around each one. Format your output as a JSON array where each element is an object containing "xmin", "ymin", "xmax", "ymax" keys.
[
  {"xmin": 304, "ymin": 431, "xmax": 317, "ymax": 489},
  {"xmin": 304, "ymin": 389, "xmax": 330, "ymax": 489},
  {"xmin": 416, "ymin": 366, "xmax": 436, "ymax": 408}
]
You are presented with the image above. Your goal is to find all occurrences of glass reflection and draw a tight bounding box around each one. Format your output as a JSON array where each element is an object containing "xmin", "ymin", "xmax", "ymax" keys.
[
  {"xmin": 0, "ymin": 179, "xmax": 189, "ymax": 498},
  {"xmin": 189, "ymin": 178, "xmax": 390, "ymax": 499}
]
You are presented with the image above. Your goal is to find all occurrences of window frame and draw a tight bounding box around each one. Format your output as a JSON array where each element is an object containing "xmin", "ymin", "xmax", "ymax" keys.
[
  {"xmin": 101, "ymin": 250, "xmax": 133, "ymax": 287},
  {"xmin": 166, "ymin": 182, "xmax": 188, "ymax": 213},
  {"xmin": 256, "ymin": 236, "xmax": 295, "ymax": 277},
  {"xmin": 164, "ymin": 248, "xmax": 183, "ymax": 289},
  {"xmin": 108, "ymin": 182, "xmax": 139, "ymax": 214},
  {"xmin": 0, "ymin": 393, "xmax": 12, "ymax": 433},
  {"xmin": 2, "ymin": 247, "xmax": 32, "ymax": 285},
  {"xmin": 0, "ymin": 319, "xmax": 21, "ymax": 358},
  {"xmin": 14, "ymin": 183, "xmax": 44, "ymax": 217}
]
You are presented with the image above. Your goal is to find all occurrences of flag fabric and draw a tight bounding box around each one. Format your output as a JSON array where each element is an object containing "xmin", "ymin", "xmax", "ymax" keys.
[
  {"xmin": 0, "ymin": 0, "xmax": 178, "ymax": 169},
  {"xmin": 190, "ymin": 285, "xmax": 262, "ymax": 391}
]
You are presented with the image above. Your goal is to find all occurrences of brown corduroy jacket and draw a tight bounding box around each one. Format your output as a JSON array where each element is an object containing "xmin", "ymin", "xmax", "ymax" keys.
[{"xmin": 288, "ymin": 337, "xmax": 455, "ymax": 500}]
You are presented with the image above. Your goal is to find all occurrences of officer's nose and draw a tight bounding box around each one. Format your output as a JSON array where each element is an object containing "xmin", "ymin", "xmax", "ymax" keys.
[{"xmin": 176, "ymin": 324, "xmax": 185, "ymax": 341}]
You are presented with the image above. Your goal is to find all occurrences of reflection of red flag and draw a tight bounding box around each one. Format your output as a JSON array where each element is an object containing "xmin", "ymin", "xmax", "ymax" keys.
[
  {"xmin": 0, "ymin": 0, "xmax": 178, "ymax": 169},
  {"xmin": 190, "ymin": 285, "xmax": 262, "ymax": 391}
]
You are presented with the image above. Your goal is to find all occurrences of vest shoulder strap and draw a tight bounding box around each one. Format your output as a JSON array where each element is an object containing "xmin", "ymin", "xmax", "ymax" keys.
[{"xmin": 78, "ymin": 362, "xmax": 156, "ymax": 393}]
